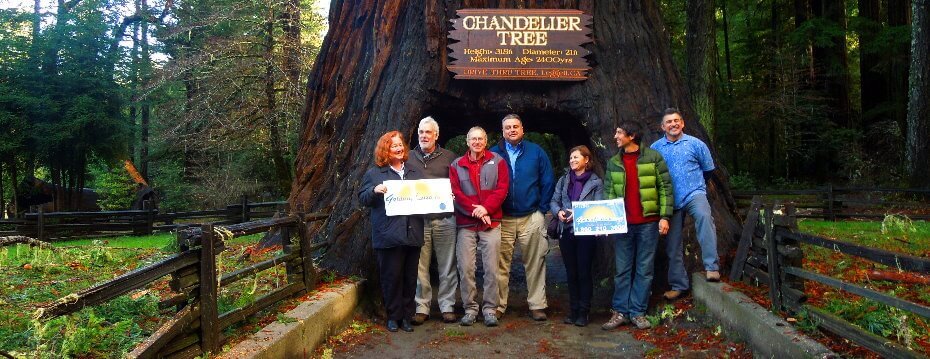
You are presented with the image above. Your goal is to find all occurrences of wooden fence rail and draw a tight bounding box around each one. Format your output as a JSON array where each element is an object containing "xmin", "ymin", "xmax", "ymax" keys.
[
  {"xmin": 731, "ymin": 196, "xmax": 929, "ymax": 358},
  {"xmin": 5, "ymin": 198, "xmax": 288, "ymax": 241},
  {"xmin": 34, "ymin": 212, "xmax": 330, "ymax": 359},
  {"xmin": 732, "ymin": 186, "xmax": 930, "ymax": 221}
]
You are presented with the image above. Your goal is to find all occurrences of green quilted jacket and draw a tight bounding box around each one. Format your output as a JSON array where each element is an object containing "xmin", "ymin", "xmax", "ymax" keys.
[{"xmin": 604, "ymin": 147, "xmax": 674, "ymax": 219}]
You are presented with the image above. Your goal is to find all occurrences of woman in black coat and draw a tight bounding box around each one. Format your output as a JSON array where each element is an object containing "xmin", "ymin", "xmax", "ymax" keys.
[
  {"xmin": 358, "ymin": 131, "xmax": 425, "ymax": 332},
  {"xmin": 549, "ymin": 145, "xmax": 605, "ymax": 327}
]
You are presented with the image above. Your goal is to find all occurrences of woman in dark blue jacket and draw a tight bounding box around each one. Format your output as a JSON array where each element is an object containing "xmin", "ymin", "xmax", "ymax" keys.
[
  {"xmin": 358, "ymin": 131, "xmax": 424, "ymax": 332},
  {"xmin": 549, "ymin": 145, "xmax": 604, "ymax": 327}
]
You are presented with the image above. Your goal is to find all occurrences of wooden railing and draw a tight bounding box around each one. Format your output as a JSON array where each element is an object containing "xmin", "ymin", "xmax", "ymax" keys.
[
  {"xmin": 730, "ymin": 197, "xmax": 930, "ymax": 358},
  {"xmin": 732, "ymin": 186, "xmax": 930, "ymax": 221},
  {"xmin": 34, "ymin": 212, "xmax": 329, "ymax": 358},
  {"xmin": 2, "ymin": 199, "xmax": 288, "ymax": 241}
]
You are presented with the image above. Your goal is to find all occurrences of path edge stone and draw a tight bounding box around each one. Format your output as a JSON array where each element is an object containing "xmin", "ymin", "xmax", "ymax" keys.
[
  {"xmin": 691, "ymin": 273, "xmax": 835, "ymax": 358},
  {"xmin": 220, "ymin": 280, "xmax": 364, "ymax": 359}
]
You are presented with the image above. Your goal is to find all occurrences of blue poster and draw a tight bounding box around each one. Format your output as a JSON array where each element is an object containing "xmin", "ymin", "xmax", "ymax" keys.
[{"xmin": 571, "ymin": 198, "xmax": 628, "ymax": 235}]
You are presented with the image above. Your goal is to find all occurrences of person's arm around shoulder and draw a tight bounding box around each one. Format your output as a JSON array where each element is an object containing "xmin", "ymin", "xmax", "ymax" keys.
[
  {"xmin": 484, "ymin": 157, "xmax": 510, "ymax": 214},
  {"xmin": 358, "ymin": 168, "xmax": 382, "ymax": 207},
  {"xmin": 654, "ymin": 150, "xmax": 674, "ymax": 234},
  {"xmin": 537, "ymin": 146, "xmax": 556, "ymax": 214},
  {"xmin": 604, "ymin": 156, "xmax": 617, "ymax": 200},
  {"xmin": 550, "ymin": 174, "xmax": 566, "ymax": 217}
]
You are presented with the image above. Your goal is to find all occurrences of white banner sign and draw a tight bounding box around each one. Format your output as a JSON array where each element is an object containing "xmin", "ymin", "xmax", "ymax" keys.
[
  {"xmin": 384, "ymin": 179, "xmax": 455, "ymax": 216},
  {"xmin": 571, "ymin": 198, "xmax": 628, "ymax": 235}
]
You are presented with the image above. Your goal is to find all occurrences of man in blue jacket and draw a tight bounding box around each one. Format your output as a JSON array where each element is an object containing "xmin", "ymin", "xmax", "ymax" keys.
[{"xmin": 491, "ymin": 113, "xmax": 555, "ymax": 321}]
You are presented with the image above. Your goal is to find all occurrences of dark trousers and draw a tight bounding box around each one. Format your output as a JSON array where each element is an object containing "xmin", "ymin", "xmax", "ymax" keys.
[
  {"xmin": 559, "ymin": 230, "xmax": 596, "ymax": 315},
  {"xmin": 375, "ymin": 246, "xmax": 421, "ymax": 321}
]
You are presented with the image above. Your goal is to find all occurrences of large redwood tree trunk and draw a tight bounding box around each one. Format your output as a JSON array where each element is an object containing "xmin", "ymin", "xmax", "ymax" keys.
[{"xmin": 289, "ymin": 0, "xmax": 742, "ymax": 284}]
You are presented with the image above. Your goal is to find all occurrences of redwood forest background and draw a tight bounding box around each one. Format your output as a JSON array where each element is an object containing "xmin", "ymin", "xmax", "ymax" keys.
[{"xmin": 0, "ymin": 0, "xmax": 928, "ymax": 216}]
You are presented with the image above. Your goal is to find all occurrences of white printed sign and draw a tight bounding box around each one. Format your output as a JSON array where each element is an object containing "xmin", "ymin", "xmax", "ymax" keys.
[
  {"xmin": 571, "ymin": 198, "xmax": 628, "ymax": 235},
  {"xmin": 384, "ymin": 179, "xmax": 455, "ymax": 216}
]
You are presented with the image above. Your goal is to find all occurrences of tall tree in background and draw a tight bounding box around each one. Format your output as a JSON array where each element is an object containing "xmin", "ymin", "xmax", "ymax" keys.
[
  {"xmin": 907, "ymin": 0, "xmax": 929, "ymax": 188},
  {"xmin": 290, "ymin": 1, "xmax": 741, "ymax": 278},
  {"xmin": 809, "ymin": 0, "xmax": 852, "ymax": 128},
  {"xmin": 686, "ymin": 0, "xmax": 717, "ymax": 141}
]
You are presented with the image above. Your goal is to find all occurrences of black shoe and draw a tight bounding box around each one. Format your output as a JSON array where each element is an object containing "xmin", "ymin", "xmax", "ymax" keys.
[
  {"xmin": 401, "ymin": 319, "xmax": 414, "ymax": 332},
  {"xmin": 563, "ymin": 311, "xmax": 577, "ymax": 324},
  {"xmin": 574, "ymin": 314, "xmax": 589, "ymax": 327},
  {"xmin": 386, "ymin": 320, "xmax": 399, "ymax": 332}
]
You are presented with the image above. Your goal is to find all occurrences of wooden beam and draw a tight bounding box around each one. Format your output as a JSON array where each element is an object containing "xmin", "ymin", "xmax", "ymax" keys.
[
  {"xmin": 129, "ymin": 304, "xmax": 199, "ymax": 358},
  {"xmin": 217, "ymin": 282, "xmax": 304, "ymax": 329},
  {"xmin": 729, "ymin": 196, "xmax": 762, "ymax": 281},
  {"xmin": 199, "ymin": 224, "xmax": 219, "ymax": 354},
  {"xmin": 803, "ymin": 305, "xmax": 923, "ymax": 359},
  {"xmin": 763, "ymin": 203, "xmax": 783, "ymax": 312},
  {"xmin": 784, "ymin": 267, "xmax": 930, "ymax": 319},
  {"xmin": 780, "ymin": 230, "xmax": 930, "ymax": 273}
]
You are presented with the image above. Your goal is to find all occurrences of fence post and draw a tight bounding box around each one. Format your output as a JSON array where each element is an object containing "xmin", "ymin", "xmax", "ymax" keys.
[
  {"xmin": 240, "ymin": 195, "xmax": 249, "ymax": 223},
  {"xmin": 763, "ymin": 204, "xmax": 783, "ymax": 312},
  {"xmin": 199, "ymin": 224, "xmax": 219, "ymax": 354},
  {"xmin": 37, "ymin": 206, "xmax": 45, "ymax": 242},
  {"xmin": 826, "ymin": 184, "xmax": 836, "ymax": 221},
  {"xmin": 296, "ymin": 215, "xmax": 320, "ymax": 291},
  {"xmin": 144, "ymin": 200, "xmax": 155, "ymax": 235}
]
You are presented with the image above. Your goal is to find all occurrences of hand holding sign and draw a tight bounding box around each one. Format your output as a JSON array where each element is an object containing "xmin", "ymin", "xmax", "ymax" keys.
[{"xmin": 383, "ymin": 179, "xmax": 454, "ymax": 216}]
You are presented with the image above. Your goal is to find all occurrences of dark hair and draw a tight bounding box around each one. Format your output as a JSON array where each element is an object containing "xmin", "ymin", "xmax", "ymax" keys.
[
  {"xmin": 616, "ymin": 121, "xmax": 642, "ymax": 145},
  {"xmin": 662, "ymin": 107, "xmax": 684, "ymax": 123},
  {"xmin": 568, "ymin": 145, "xmax": 594, "ymax": 170},
  {"xmin": 374, "ymin": 131, "xmax": 408, "ymax": 167},
  {"xmin": 501, "ymin": 113, "xmax": 522, "ymax": 126}
]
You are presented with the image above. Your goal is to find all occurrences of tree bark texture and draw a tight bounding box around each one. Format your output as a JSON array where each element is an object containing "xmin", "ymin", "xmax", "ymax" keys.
[
  {"xmin": 289, "ymin": 1, "xmax": 741, "ymax": 283},
  {"xmin": 857, "ymin": 0, "xmax": 886, "ymax": 129},
  {"xmin": 685, "ymin": 0, "xmax": 718, "ymax": 142},
  {"xmin": 907, "ymin": 0, "xmax": 929, "ymax": 188},
  {"xmin": 810, "ymin": 0, "xmax": 852, "ymax": 128}
]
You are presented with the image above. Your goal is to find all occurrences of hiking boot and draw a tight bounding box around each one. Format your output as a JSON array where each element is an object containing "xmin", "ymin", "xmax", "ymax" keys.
[
  {"xmin": 530, "ymin": 309, "xmax": 547, "ymax": 321},
  {"xmin": 663, "ymin": 290, "xmax": 684, "ymax": 300},
  {"xmin": 483, "ymin": 313, "xmax": 499, "ymax": 327},
  {"xmin": 441, "ymin": 312, "xmax": 457, "ymax": 323},
  {"xmin": 386, "ymin": 320, "xmax": 399, "ymax": 332},
  {"xmin": 563, "ymin": 311, "xmax": 577, "ymax": 324},
  {"xmin": 460, "ymin": 313, "xmax": 477, "ymax": 326},
  {"xmin": 495, "ymin": 309, "xmax": 504, "ymax": 319},
  {"xmin": 706, "ymin": 271, "xmax": 721, "ymax": 282},
  {"xmin": 412, "ymin": 313, "xmax": 428, "ymax": 325},
  {"xmin": 601, "ymin": 310, "xmax": 629, "ymax": 330},
  {"xmin": 631, "ymin": 315, "xmax": 652, "ymax": 329}
]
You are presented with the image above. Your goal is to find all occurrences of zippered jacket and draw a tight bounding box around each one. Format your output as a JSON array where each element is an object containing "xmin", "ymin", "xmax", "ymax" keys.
[
  {"xmin": 604, "ymin": 147, "xmax": 674, "ymax": 219},
  {"xmin": 491, "ymin": 140, "xmax": 555, "ymax": 216},
  {"xmin": 449, "ymin": 151, "xmax": 509, "ymax": 230}
]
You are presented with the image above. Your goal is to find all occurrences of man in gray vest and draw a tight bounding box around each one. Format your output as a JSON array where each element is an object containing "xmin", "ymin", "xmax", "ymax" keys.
[
  {"xmin": 450, "ymin": 126, "xmax": 510, "ymax": 327},
  {"xmin": 409, "ymin": 117, "xmax": 459, "ymax": 324}
]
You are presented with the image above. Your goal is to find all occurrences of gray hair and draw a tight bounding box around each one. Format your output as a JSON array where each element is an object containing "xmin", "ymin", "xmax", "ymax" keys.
[
  {"xmin": 466, "ymin": 126, "xmax": 487, "ymax": 141},
  {"xmin": 419, "ymin": 116, "xmax": 440, "ymax": 133}
]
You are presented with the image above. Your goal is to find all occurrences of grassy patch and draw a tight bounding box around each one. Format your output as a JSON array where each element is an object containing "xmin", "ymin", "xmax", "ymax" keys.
[{"xmin": 797, "ymin": 219, "xmax": 930, "ymax": 256}]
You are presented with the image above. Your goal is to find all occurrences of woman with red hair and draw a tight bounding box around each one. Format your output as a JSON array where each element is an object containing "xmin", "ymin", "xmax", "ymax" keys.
[{"xmin": 358, "ymin": 131, "xmax": 425, "ymax": 333}]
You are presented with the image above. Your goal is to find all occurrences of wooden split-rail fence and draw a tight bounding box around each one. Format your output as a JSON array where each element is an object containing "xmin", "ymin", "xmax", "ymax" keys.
[
  {"xmin": 730, "ymin": 197, "xmax": 930, "ymax": 358},
  {"xmin": 732, "ymin": 186, "xmax": 930, "ymax": 221},
  {"xmin": 33, "ymin": 212, "xmax": 329, "ymax": 358},
  {"xmin": 0, "ymin": 197, "xmax": 287, "ymax": 240}
]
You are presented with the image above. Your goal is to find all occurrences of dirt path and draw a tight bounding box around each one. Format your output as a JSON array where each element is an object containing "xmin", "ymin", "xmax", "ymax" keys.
[{"xmin": 319, "ymin": 239, "xmax": 751, "ymax": 358}]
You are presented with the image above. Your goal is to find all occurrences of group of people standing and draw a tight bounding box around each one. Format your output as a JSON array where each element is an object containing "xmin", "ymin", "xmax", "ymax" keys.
[{"xmin": 359, "ymin": 109, "xmax": 720, "ymax": 333}]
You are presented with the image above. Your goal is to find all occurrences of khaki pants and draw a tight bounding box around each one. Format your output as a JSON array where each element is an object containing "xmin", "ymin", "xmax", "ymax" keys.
[
  {"xmin": 415, "ymin": 216, "xmax": 458, "ymax": 314},
  {"xmin": 457, "ymin": 227, "xmax": 501, "ymax": 316},
  {"xmin": 498, "ymin": 211, "xmax": 548, "ymax": 313}
]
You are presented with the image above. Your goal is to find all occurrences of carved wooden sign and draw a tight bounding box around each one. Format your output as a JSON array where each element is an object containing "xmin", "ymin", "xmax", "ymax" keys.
[{"xmin": 448, "ymin": 9, "xmax": 593, "ymax": 81}]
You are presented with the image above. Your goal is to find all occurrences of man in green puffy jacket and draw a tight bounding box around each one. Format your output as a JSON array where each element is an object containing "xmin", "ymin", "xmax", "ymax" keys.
[{"xmin": 601, "ymin": 121, "xmax": 673, "ymax": 331}]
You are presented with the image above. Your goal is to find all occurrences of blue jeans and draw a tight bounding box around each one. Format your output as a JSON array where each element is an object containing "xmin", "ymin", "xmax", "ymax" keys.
[
  {"xmin": 666, "ymin": 193, "xmax": 719, "ymax": 291},
  {"xmin": 611, "ymin": 222, "xmax": 659, "ymax": 318}
]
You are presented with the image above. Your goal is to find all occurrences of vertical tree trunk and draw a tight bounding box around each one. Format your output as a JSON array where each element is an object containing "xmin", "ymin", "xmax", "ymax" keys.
[
  {"xmin": 810, "ymin": 0, "xmax": 853, "ymax": 127},
  {"xmin": 686, "ymin": 0, "xmax": 718, "ymax": 142},
  {"xmin": 139, "ymin": 0, "xmax": 151, "ymax": 179},
  {"xmin": 857, "ymin": 0, "xmax": 885, "ymax": 129},
  {"xmin": 264, "ymin": 15, "xmax": 290, "ymax": 196},
  {"xmin": 887, "ymin": 0, "xmax": 911, "ymax": 136},
  {"xmin": 907, "ymin": 0, "xmax": 929, "ymax": 188},
  {"xmin": 289, "ymin": 1, "xmax": 741, "ymax": 282},
  {"xmin": 721, "ymin": 0, "xmax": 733, "ymax": 95}
]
